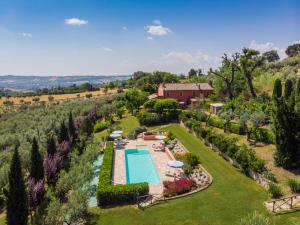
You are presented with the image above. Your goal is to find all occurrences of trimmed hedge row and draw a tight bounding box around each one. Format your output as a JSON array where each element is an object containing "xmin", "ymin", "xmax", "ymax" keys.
[
  {"xmin": 138, "ymin": 110, "xmax": 179, "ymax": 126},
  {"xmin": 183, "ymin": 119, "xmax": 266, "ymax": 175},
  {"xmin": 97, "ymin": 142, "xmax": 149, "ymax": 207},
  {"xmin": 180, "ymin": 111, "xmax": 275, "ymax": 144}
]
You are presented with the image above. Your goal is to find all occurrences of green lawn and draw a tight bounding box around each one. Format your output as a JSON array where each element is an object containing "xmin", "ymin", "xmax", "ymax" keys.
[
  {"xmin": 94, "ymin": 114, "xmax": 140, "ymax": 141},
  {"xmin": 117, "ymin": 114, "xmax": 140, "ymax": 136},
  {"xmin": 88, "ymin": 124, "xmax": 300, "ymax": 225}
]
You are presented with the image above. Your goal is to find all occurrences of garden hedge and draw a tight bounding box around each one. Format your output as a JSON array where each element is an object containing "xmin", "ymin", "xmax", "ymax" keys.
[
  {"xmin": 182, "ymin": 119, "xmax": 266, "ymax": 175},
  {"xmin": 180, "ymin": 111, "xmax": 275, "ymax": 144},
  {"xmin": 97, "ymin": 142, "xmax": 149, "ymax": 207}
]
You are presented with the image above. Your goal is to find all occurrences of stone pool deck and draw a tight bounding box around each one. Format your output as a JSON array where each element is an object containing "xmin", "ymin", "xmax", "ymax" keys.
[{"xmin": 112, "ymin": 138, "xmax": 180, "ymax": 196}]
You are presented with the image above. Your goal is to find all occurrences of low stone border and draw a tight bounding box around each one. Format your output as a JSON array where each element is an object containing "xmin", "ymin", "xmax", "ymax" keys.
[
  {"xmin": 164, "ymin": 164, "xmax": 213, "ymax": 201},
  {"xmin": 139, "ymin": 162, "xmax": 213, "ymax": 208}
]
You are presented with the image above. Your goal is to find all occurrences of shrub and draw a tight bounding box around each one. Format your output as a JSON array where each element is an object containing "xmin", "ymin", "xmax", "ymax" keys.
[
  {"xmin": 288, "ymin": 179, "xmax": 300, "ymax": 193},
  {"xmin": 186, "ymin": 153, "xmax": 200, "ymax": 168},
  {"xmin": 163, "ymin": 178, "xmax": 196, "ymax": 197},
  {"xmin": 268, "ymin": 183, "xmax": 282, "ymax": 199},
  {"xmin": 93, "ymin": 120, "xmax": 109, "ymax": 133},
  {"xmin": 240, "ymin": 211, "xmax": 270, "ymax": 225},
  {"xmin": 251, "ymin": 128, "xmax": 275, "ymax": 144},
  {"xmin": 208, "ymin": 116, "xmax": 224, "ymax": 129},
  {"xmin": 97, "ymin": 143, "xmax": 149, "ymax": 207},
  {"xmin": 128, "ymin": 126, "xmax": 147, "ymax": 140},
  {"xmin": 228, "ymin": 122, "xmax": 245, "ymax": 135},
  {"xmin": 138, "ymin": 112, "xmax": 161, "ymax": 126}
]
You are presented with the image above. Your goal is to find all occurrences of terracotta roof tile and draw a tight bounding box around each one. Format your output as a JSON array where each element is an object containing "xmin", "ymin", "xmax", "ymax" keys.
[{"xmin": 161, "ymin": 83, "xmax": 213, "ymax": 91}]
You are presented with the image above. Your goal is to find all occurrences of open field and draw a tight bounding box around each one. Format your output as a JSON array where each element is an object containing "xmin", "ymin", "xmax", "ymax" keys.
[
  {"xmin": 88, "ymin": 123, "xmax": 300, "ymax": 225},
  {"xmin": 0, "ymin": 89, "xmax": 117, "ymax": 106}
]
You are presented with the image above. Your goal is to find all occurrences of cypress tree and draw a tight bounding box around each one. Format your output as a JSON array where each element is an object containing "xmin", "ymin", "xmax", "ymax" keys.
[
  {"xmin": 273, "ymin": 79, "xmax": 298, "ymax": 168},
  {"xmin": 273, "ymin": 79, "xmax": 282, "ymax": 99},
  {"xmin": 6, "ymin": 146, "xmax": 28, "ymax": 225},
  {"xmin": 284, "ymin": 79, "xmax": 293, "ymax": 98},
  {"xmin": 30, "ymin": 137, "xmax": 44, "ymax": 180},
  {"xmin": 47, "ymin": 136, "xmax": 56, "ymax": 156},
  {"xmin": 68, "ymin": 112, "xmax": 76, "ymax": 139},
  {"xmin": 284, "ymin": 79, "xmax": 295, "ymax": 111},
  {"xmin": 58, "ymin": 121, "xmax": 69, "ymax": 143},
  {"xmin": 81, "ymin": 117, "xmax": 93, "ymax": 137},
  {"xmin": 295, "ymin": 79, "xmax": 300, "ymax": 113}
]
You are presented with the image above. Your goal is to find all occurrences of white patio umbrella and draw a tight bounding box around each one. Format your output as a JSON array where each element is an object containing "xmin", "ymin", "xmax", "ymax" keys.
[
  {"xmin": 112, "ymin": 130, "xmax": 123, "ymax": 134},
  {"xmin": 155, "ymin": 135, "xmax": 167, "ymax": 140},
  {"xmin": 167, "ymin": 160, "xmax": 184, "ymax": 168},
  {"xmin": 109, "ymin": 133, "xmax": 122, "ymax": 139}
]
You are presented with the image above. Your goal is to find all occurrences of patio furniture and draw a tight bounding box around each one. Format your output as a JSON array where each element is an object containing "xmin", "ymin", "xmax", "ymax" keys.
[
  {"xmin": 155, "ymin": 135, "xmax": 167, "ymax": 140},
  {"xmin": 165, "ymin": 170, "xmax": 177, "ymax": 177},
  {"xmin": 110, "ymin": 133, "xmax": 122, "ymax": 139},
  {"xmin": 167, "ymin": 160, "xmax": 184, "ymax": 168},
  {"xmin": 112, "ymin": 130, "xmax": 123, "ymax": 134}
]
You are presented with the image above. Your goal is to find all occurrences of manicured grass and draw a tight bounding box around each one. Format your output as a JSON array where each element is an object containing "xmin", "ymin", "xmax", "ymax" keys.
[
  {"xmin": 94, "ymin": 114, "xmax": 140, "ymax": 141},
  {"xmin": 89, "ymin": 124, "xmax": 300, "ymax": 225},
  {"xmin": 118, "ymin": 115, "xmax": 140, "ymax": 136}
]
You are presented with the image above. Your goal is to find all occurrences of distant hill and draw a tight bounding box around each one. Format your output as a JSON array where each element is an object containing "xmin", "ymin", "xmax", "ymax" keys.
[{"xmin": 0, "ymin": 75, "xmax": 130, "ymax": 90}]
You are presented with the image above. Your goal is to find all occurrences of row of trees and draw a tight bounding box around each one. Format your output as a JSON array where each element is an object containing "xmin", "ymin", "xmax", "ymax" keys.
[
  {"xmin": 210, "ymin": 43, "xmax": 300, "ymax": 100},
  {"xmin": 1, "ymin": 95, "xmax": 121, "ymax": 224}
]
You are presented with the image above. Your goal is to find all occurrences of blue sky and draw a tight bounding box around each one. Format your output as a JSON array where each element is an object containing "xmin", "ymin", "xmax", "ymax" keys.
[{"xmin": 0, "ymin": 0, "xmax": 299, "ymax": 76}]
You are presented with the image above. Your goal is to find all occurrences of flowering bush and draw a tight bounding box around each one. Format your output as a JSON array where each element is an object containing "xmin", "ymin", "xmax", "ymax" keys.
[
  {"xmin": 43, "ymin": 153, "xmax": 62, "ymax": 185},
  {"xmin": 59, "ymin": 140, "xmax": 71, "ymax": 156},
  {"xmin": 163, "ymin": 178, "xmax": 196, "ymax": 196},
  {"xmin": 28, "ymin": 177, "xmax": 45, "ymax": 209}
]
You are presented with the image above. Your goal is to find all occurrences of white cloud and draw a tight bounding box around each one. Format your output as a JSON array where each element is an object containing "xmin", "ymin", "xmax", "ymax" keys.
[
  {"xmin": 249, "ymin": 40, "xmax": 286, "ymax": 58},
  {"xmin": 64, "ymin": 18, "xmax": 88, "ymax": 26},
  {"xmin": 147, "ymin": 36, "xmax": 153, "ymax": 40},
  {"xmin": 146, "ymin": 51, "xmax": 221, "ymax": 74},
  {"xmin": 103, "ymin": 47, "xmax": 112, "ymax": 52},
  {"xmin": 146, "ymin": 21, "xmax": 171, "ymax": 36},
  {"xmin": 19, "ymin": 32, "xmax": 32, "ymax": 38},
  {"xmin": 122, "ymin": 26, "xmax": 127, "ymax": 30}
]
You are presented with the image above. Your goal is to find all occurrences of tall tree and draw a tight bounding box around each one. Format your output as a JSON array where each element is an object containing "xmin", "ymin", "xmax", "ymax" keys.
[
  {"xmin": 6, "ymin": 146, "xmax": 28, "ymax": 225},
  {"xmin": 188, "ymin": 68, "xmax": 198, "ymax": 78},
  {"xmin": 295, "ymin": 80, "xmax": 300, "ymax": 113},
  {"xmin": 285, "ymin": 43, "xmax": 300, "ymax": 57},
  {"xmin": 124, "ymin": 88, "xmax": 148, "ymax": 114},
  {"xmin": 209, "ymin": 53, "xmax": 239, "ymax": 99},
  {"xmin": 238, "ymin": 48, "xmax": 265, "ymax": 98},
  {"xmin": 30, "ymin": 137, "xmax": 44, "ymax": 180},
  {"xmin": 81, "ymin": 117, "xmax": 93, "ymax": 137},
  {"xmin": 47, "ymin": 136, "xmax": 57, "ymax": 156},
  {"xmin": 68, "ymin": 112, "xmax": 76, "ymax": 139},
  {"xmin": 58, "ymin": 121, "xmax": 69, "ymax": 143},
  {"xmin": 273, "ymin": 79, "xmax": 298, "ymax": 167},
  {"xmin": 262, "ymin": 50, "xmax": 280, "ymax": 62}
]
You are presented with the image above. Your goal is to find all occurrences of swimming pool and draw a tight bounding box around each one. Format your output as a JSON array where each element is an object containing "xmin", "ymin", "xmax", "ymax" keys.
[{"xmin": 125, "ymin": 148, "xmax": 160, "ymax": 184}]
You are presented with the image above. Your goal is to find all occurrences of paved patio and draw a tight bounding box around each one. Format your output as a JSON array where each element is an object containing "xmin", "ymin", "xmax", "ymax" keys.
[{"xmin": 112, "ymin": 138, "xmax": 180, "ymax": 196}]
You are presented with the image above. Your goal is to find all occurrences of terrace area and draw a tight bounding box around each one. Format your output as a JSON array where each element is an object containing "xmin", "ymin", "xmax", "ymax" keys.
[{"xmin": 113, "ymin": 138, "xmax": 177, "ymax": 196}]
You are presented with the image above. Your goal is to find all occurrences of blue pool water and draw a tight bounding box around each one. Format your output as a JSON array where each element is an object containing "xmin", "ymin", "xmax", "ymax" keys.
[{"xmin": 125, "ymin": 148, "xmax": 160, "ymax": 184}]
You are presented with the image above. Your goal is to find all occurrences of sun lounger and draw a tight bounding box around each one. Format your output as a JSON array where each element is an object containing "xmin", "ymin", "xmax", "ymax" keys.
[{"xmin": 165, "ymin": 170, "xmax": 176, "ymax": 177}]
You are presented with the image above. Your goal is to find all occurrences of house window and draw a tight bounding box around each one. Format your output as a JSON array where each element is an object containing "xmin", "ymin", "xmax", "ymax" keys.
[
  {"xmin": 166, "ymin": 92, "xmax": 169, "ymax": 97},
  {"xmin": 180, "ymin": 92, "xmax": 183, "ymax": 96},
  {"xmin": 193, "ymin": 92, "xmax": 195, "ymax": 97}
]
